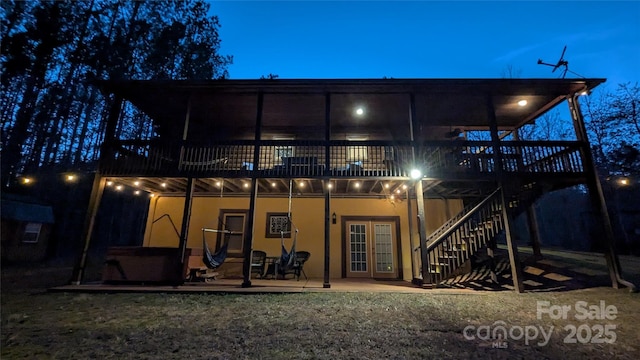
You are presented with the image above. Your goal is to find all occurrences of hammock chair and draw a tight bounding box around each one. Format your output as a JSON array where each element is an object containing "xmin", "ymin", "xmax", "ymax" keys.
[
  {"xmin": 278, "ymin": 179, "xmax": 299, "ymax": 273},
  {"xmin": 202, "ymin": 228, "xmax": 230, "ymax": 269}
]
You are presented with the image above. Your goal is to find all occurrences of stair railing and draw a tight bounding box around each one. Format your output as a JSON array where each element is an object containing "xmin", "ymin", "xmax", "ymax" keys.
[{"xmin": 424, "ymin": 188, "xmax": 504, "ymax": 285}]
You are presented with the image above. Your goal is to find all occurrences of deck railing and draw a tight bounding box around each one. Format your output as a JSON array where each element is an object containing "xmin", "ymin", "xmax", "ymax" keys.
[{"xmin": 100, "ymin": 140, "xmax": 588, "ymax": 178}]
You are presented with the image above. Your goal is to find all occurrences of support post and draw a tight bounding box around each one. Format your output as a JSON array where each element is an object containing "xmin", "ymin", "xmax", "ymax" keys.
[
  {"xmin": 416, "ymin": 180, "xmax": 430, "ymax": 284},
  {"xmin": 323, "ymin": 92, "xmax": 331, "ymax": 288},
  {"xmin": 567, "ymin": 95, "xmax": 635, "ymax": 291},
  {"xmin": 407, "ymin": 188, "xmax": 418, "ymax": 282},
  {"xmin": 324, "ymin": 187, "xmax": 331, "ymax": 288},
  {"xmin": 176, "ymin": 177, "xmax": 195, "ymax": 282},
  {"xmin": 71, "ymin": 94, "xmax": 122, "ymax": 285},
  {"xmin": 242, "ymin": 91, "xmax": 264, "ymax": 288},
  {"xmin": 526, "ymin": 205, "xmax": 543, "ymax": 259},
  {"xmin": 501, "ymin": 188, "xmax": 525, "ymax": 293},
  {"xmin": 71, "ymin": 175, "xmax": 106, "ymax": 284},
  {"xmin": 487, "ymin": 93, "xmax": 524, "ymax": 292}
]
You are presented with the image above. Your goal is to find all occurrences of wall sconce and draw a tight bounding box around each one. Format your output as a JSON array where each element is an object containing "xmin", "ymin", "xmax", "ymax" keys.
[{"xmin": 332, "ymin": 212, "xmax": 337, "ymax": 224}]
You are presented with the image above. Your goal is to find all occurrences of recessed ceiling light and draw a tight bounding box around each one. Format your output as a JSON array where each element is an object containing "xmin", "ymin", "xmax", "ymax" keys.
[
  {"xmin": 327, "ymin": 183, "xmax": 333, "ymax": 189},
  {"xmin": 271, "ymin": 182, "xmax": 276, "ymax": 187},
  {"xmin": 244, "ymin": 183, "xmax": 249, "ymax": 188},
  {"xmin": 355, "ymin": 107, "xmax": 364, "ymax": 116},
  {"xmin": 298, "ymin": 182, "xmax": 305, "ymax": 188},
  {"xmin": 517, "ymin": 99, "xmax": 527, "ymax": 107},
  {"xmin": 354, "ymin": 182, "xmax": 360, "ymax": 188}
]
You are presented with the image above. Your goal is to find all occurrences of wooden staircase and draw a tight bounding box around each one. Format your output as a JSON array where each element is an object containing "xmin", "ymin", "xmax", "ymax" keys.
[{"xmin": 421, "ymin": 181, "xmax": 547, "ymax": 287}]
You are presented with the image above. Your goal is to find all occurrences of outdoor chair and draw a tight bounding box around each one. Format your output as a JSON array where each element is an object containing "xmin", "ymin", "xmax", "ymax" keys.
[
  {"xmin": 250, "ymin": 250, "xmax": 267, "ymax": 278},
  {"xmin": 278, "ymin": 251, "xmax": 310, "ymax": 281}
]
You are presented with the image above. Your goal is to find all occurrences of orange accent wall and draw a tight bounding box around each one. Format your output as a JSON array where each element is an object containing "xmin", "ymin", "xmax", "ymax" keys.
[{"xmin": 143, "ymin": 195, "xmax": 462, "ymax": 280}]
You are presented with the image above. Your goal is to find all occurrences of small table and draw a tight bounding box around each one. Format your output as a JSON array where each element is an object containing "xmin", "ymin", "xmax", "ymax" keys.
[{"xmin": 264, "ymin": 256, "xmax": 281, "ymax": 279}]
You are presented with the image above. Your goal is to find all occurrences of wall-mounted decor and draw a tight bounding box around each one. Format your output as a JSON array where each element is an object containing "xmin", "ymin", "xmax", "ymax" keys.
[{"xmin": 266, "ymin": 212, "xmax": 291, "ymax": 238}]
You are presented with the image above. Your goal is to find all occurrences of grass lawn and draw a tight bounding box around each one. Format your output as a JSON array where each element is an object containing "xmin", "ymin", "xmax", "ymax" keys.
[{"xmin": 2, "ymin": 264, "xmax": 639, "ymax": 359}]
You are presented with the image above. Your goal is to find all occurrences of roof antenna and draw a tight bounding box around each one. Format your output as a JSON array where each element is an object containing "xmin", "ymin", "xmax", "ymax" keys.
[{"xmin": 537, "ymin": 45, "xmax": 585, "ymax": 78}]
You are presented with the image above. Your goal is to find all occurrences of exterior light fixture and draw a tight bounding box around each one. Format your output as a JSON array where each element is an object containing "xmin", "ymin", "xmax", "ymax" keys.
[
  {"xmin": 22, "ymin": 177, "xmax": 32, "ymax": 184},
  {"xmin": 410, "ymin": 169, "xmax": 422, "ymax": 179},
  {"xmin": 161, "ymin": 182, "xmax": 167, "ymax": 188},
  {"xmin": 149, "ymin": 193, "xmax": 155, "ymax": 198},
  {"xmin": 517, "ymin": 99, "xmax": 527, "ymax": 107},
  {"xmin": 332, "ymin": 212, "xmax": 337, "ymax": 224},
  {"xmin": 134, "ymin": 190, "xmax": 141, "ymax": 195},
  {"xmin": 243, "ymin": 183, "xmax": 249, "ymax": 188},
  {"xmin": 354, "ymin": 182, "xmax": 360, "ymax": 188},
  {"xmin": 618, "ymin": 178, "xmax": 630, "ymax": 186},
  {"xmin": 402, "ymin": 184, "xmax": 407, "ymax": 190},
  {"xmin": 106, "ymin": 181, "xmax": 113, "ymax": 186},
  {"xmin": 216, "ymin": 181, "xmax": 221, "ymax": 187},
  {"xmin": 327, "ymin": 183, "xmax": 333, "ymax": 189},
  {"xmin": 384, "ymin": 183, "xmax": 390, "ymax": 189},
  {"xmin": 133, "ymin": 181, "xmax": 140, "ymax": 186},
  {"xmin": 390, "ymin": 194, "xmax": 395, "ymax": 200},
  {"xmin": 115, "ymin": 185, "xmax": 123, "ymax": 191},
  {"xmin": 66, "ymin": 174, "xmax": 76, "ymax": 182},
  {"xmin": 271, "ymin": 182, "xmax": 276, "ymax": 187},
  {"xmin": 355, "ymin": 107, "xmax": 364, "ymax": 116},
  {"xmin": 396, "ymin": 189, "xmax": 401, "ymax": 194}
]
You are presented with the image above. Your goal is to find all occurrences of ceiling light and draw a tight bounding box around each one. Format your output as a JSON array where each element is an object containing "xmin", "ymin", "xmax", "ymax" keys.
[
  {"xmin": 134, "ymin": 190, "xmax": 141, "ymax": 195},
  {"xmin": 271, "ymin": 182, "xmax": 277, "ymax": 187},
  {"xmin": 106, "ymin": 181, "xmax": 113, "ymax": 186},
  {"xmin": 354, "ymin": 182, "xmax": 360, "ymax": 188},
  {"xmin": 216, "ymin": 181, "xmax": 221, "ymax": 187},
  {"xmin": 384, "ymin": 183, "xmax": 390, "ymax": 188},
  {"xmin": 327, "ymin": 183, "xmax": 333, "ymax": 189},
  {"xmin": 133, "ymin": 181, "xmax": 140, "ymax": 186},
  {"xmin": 402, "ymin": 184, "xmax": 407, "ymax": 190},
  {"xmin": 410, "ymin": 169, "xmax": 422, "ymax": 179},
  {"xmin": 66, "ymin": 174, "xmax": 76, "ymax": 182},
  {"xmin": 22, "ymin": 177, "xmax": 32, "ymax": 184},
  {"xmin": 161, "ymin": 182, "xmax": 167, "ymax": 188},
  {"xmin": 244, "ymin": 183, "xmax": 249, "ymax": 188},
  {"xmin": 298, "ymin": 182, "xmax": 305, "ymax": 188},
  {"xmin": 355, "ymin": 107, "xmax": 364, "ymax": 116},
  {"xmin": 517, "ymin": 99, "xmax": 527, "ymax": 107},
  {"xmin": 115, "ymin": 185, "xmax": 123, "ymax": 191},
  {"xmin": 396, "ymin": 189, "xmax": 401, "ymax": 194}
]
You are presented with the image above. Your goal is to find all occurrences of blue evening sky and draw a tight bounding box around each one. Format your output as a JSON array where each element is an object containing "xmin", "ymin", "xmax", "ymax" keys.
[{"xmin": 210, "ymin": 1, "xmax": 639, "ymax": 88}]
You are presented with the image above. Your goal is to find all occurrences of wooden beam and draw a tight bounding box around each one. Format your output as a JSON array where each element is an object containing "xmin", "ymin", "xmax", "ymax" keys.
[{"xmin": 177, "ymin": 177, "xmax": 195, "ymax": 284}]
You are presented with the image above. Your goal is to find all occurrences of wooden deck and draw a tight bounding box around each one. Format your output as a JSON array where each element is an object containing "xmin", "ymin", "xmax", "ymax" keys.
[{"xmin": 50, "ymin": 278, "xmax": 471, "ymax": 295}]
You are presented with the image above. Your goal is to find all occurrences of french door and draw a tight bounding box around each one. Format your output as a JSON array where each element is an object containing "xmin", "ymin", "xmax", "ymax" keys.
[{"xmin": 346, "ymin": 220, "xmax": 398, "ymax": 279}]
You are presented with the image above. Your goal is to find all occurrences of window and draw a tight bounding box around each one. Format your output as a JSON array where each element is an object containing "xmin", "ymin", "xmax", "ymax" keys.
[
  {"xmin": 274, "ymin": 145, "xmax": 294, "ymax": 161},
  {"xmin": 347, "ymin": 146, "xmax": 368, "ymax": 161},
  {"xmin": 22, "ymin": 223, "xmax": 42, "ymax": 243}
]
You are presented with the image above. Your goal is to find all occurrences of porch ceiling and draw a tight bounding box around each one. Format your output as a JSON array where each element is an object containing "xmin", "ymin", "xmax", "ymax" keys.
[
  {"xmin": 96, "ymin": 78, "xmax": 605, "ymax": 141},
  {"xmin": 103, "ymin": 177, "xmax": 496, "ymax": 200}
]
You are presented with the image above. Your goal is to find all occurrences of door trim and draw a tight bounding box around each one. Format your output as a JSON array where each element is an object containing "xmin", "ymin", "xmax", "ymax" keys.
[{"xmin": 340, "ymin": 216, "xmax": 402, "ymax": 279}]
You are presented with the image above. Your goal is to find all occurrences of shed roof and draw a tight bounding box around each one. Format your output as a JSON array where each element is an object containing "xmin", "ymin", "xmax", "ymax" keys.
[{"xmin": 1, "ymin": 194, "xmax": 55, "ymax": 224}]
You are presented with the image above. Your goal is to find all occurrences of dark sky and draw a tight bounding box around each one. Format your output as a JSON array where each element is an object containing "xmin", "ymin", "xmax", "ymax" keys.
[{"xmin": 211, "ymin": 1, "xmax": 639, "ymax": 88}]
